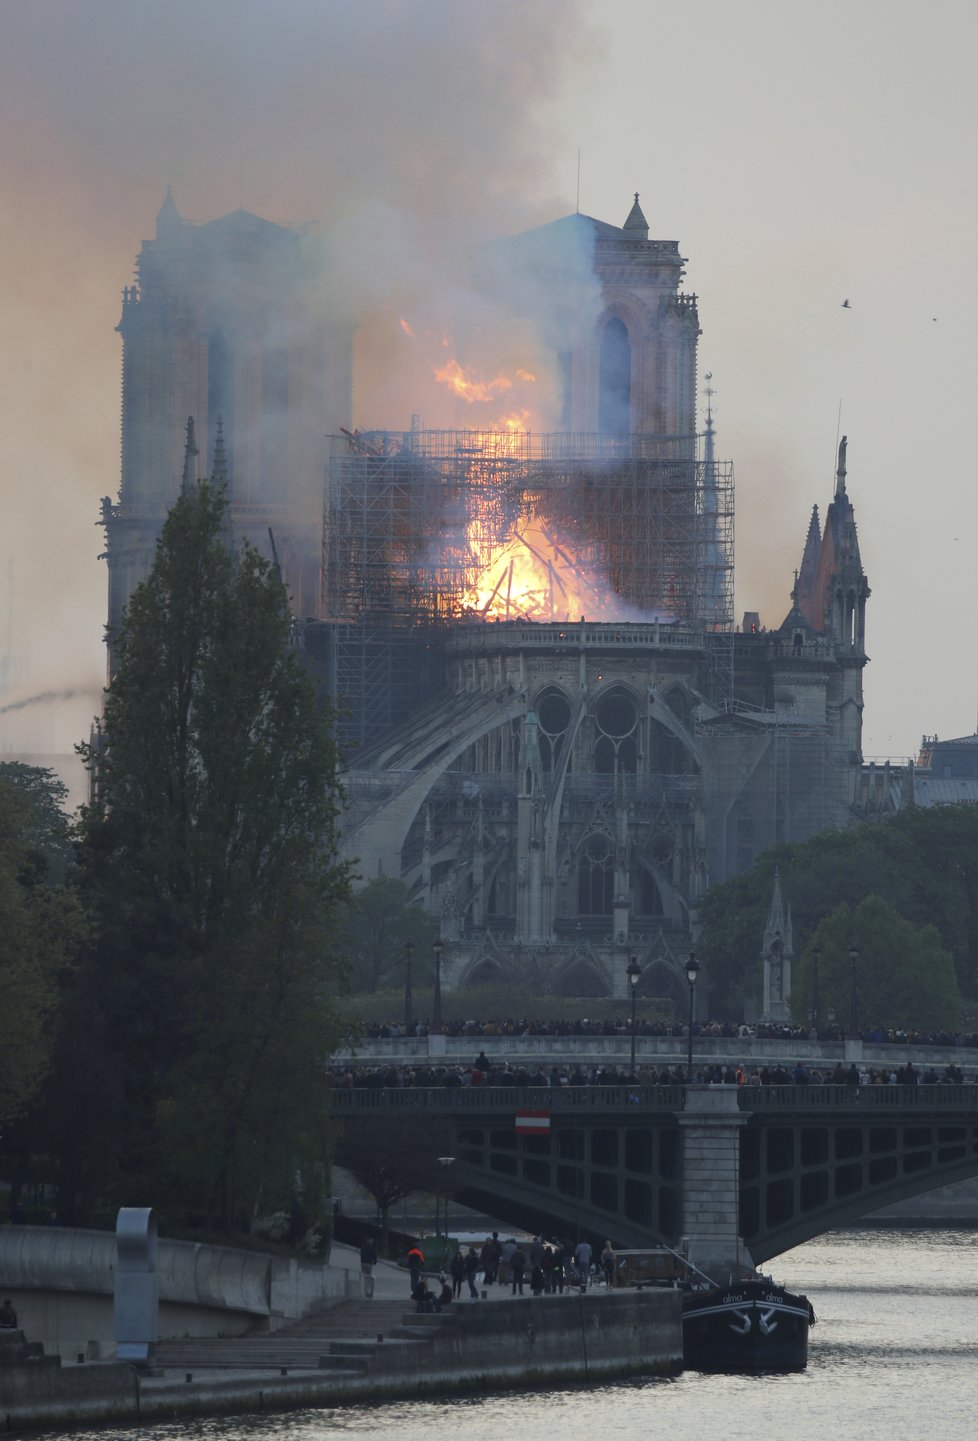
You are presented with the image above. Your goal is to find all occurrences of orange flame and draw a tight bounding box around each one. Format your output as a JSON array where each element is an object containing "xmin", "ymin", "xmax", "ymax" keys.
[
  {"xmin": 463, "ymin": 515, "xmax": 630, "ymax": 623},
  {"xmin": 433, "ymin": 358, "xmax": 514, "ymax": 404}
]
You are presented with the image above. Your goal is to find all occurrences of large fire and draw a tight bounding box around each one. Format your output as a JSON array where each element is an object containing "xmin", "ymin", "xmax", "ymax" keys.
[
  {"xmin": 462, "ymin": 515, "xmax": 630, "ymax": 622},
  {"xmin": 427, "ymin": 358, "xmax": 649, "ymax": 623}
]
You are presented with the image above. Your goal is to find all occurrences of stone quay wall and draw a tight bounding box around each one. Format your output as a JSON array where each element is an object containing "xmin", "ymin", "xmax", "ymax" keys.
[
  {"xmin": 1, "ymin": 1291, "xmax": 682, "ymax": 1433},
  {"xmin": 0, "ymin": 1227, "xmax": 357, "ymax": 1362}
]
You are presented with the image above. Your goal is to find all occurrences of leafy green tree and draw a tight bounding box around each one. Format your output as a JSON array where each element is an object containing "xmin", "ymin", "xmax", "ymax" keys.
[
  {"xmin": 76, "ymin": 481, "xmax": 350, "ymax": 1232},
  {"xmin": 336, "ymin": 877, "xmax": 438, "ymax": 994},
  {"xmin": 791, "ymin": 897, "xmax": 962, "ymax": 1033},
  {"xmin": 698, "ymin": 805, "xmax": 978, "ymax": 1021},
  {"xmin": 0, "ymin": 766, "xmax": 84, "ymax": 1133}
]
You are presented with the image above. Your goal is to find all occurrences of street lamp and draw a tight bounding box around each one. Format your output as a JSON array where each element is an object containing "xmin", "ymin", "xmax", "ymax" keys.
[
  {"xmin": 432, "ymin": 940, "xmax": 443, "ymax": 1035},
  {"xmin": 848, "ymin": 944, "xmax": 860, "ymax": 1041},
  {"xmin": 811, "ymin": 945, "xmax": 821, "ymax": 1033},
  {"xmin": 435, "ymin": 1155, "xmax": 455, "ymax": 1238},
  {"xmin": 626, "ymin": 954, "xmax": 642, "ymax": 1074},
  {"xmin": 403, "ymin": 940, "xmax": 414, "ymax": 1033},
  {"xmin": 684, "ymin": 950, "xmax": 700, "ymax": 1081}
]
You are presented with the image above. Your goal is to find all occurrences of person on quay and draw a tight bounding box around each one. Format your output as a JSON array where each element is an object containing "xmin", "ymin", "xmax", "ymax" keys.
[
  {"xmin": 574, "ymin": 1238, "xmax": 592, "ymax": 1287},
  {"xmin": 601, "ymin": 1240, "xmax": 616, "ymax": 1289},
  {"xmin": 511, "ymin": 1244, "xmax": 527, "ymax": 1295},
  {"xmin": 407, "ymin": 1245, "xmax": 425, "ymax": 1294},
  {"xmin": 359, "ymin": 1236, "xmax": 378, "ymax": 1298},
  {"xmin": 0, "ymin": 1300, "xmax": 17, "ymax": 1329},
  {"xmin": 450, "ymin": 1248, "xmax": 466, "ymax": 1299},
  {"xmin": 464, "ymin": 1246, "xmax": 480, "ymax": 1298}
]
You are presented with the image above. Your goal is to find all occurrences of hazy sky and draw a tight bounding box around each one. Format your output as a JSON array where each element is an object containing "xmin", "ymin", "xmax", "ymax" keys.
[{"xmin": 1, "ymin": 0, "xmax": 975, "ymax": 789}]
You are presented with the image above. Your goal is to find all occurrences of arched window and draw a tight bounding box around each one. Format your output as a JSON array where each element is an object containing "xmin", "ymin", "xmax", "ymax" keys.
[
  {"xmin": 593, "ymin": 687, "xmax": 639, "ymax": 777},
  {"xmin": 577, "ymin": 834, "xmax": 614, "ymax": 916},
  {"xmin": 598, "ymin": 317, "xmax": 631, "ymax": 435},
  {"xmin": 537, "ymin": 688, "xmax": 572, "ymax": 775}
]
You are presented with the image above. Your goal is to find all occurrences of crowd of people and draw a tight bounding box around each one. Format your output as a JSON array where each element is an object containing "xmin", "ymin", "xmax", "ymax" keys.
[
  {"xmin": 402, "ymin": 1233, "xmax": 619, "ymax": 1311},
  {"xmin": 330, "ymin": 1056, "xmax": 972, "ymax": 1090},
  {"xmin": 351, "ymin": 1017, "xmax": 978, "ymax": 1049}
]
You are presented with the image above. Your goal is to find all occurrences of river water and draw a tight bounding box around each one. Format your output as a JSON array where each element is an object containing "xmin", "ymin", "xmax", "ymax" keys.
[{"xmin": 68, "ymin": 1228, "xmax": 978, "ymax": 1441}]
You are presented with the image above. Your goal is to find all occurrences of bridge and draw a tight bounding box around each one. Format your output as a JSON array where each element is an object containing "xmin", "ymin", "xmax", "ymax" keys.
[
  {"xmin": 330, "ymin": 1084, "xmax": 978, "ymax": 1271},
  {"xmin": 333, "ymin": 1033, "xmax": 978, "ymax": 1076}
]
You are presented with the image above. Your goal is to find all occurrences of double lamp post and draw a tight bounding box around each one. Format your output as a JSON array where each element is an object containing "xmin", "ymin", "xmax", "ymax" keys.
[
  {"xmin": 626, "ymin": 949, "xmax": 700, "ymax": 1080},
  {"xmin": 403, "ymin": 938, "xmax": 445, "ymax": 1035}
]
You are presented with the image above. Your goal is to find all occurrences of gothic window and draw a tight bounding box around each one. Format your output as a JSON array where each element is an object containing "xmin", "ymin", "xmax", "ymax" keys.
[
  {"xmin": 537, "ymin": 688, "xmax": 572, "ymax": 775},
  {"xmin": 598, "ymin": 317, "xmax": 631, "ymax": 435},
  {"xmin": 593, "ymin": 687, "xmax": 639, "ymax": 777},
  {"xmin": 577, "ymin": 834, "xmax": 614, "ymax": 916}
]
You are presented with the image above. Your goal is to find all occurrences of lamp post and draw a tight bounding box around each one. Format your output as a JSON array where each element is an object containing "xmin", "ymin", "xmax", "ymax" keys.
[
  {"xmin": 432, "ymin": 940, "xmax": 443, "ymax": 1035},
  {"xmin": 435, "ymin": 1155, "xmax": 455, "ymax": 1239},
  {"xmin": 626, "ymin": 954, "xmax": 641, "ymax": 1074},
  {"xmin": 403, "ymin": 940, "xmax": 414, "ymax": 1034},
  {"xmin": 685, "ymin": 950, "xmax": 700, "ymax": 1081},
  {"xmin": 848, "ymin": 944, "xmax": 860, "ymax": 1041},
  {"xmin": 811, "ymin": 945, "xmax": 821, "ymax": 1033}
]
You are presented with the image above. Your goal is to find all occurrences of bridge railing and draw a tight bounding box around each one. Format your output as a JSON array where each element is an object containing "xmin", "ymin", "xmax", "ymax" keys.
[
  {"xmin": 328, "ymin": 1083, "xmax": 978, "ymax": 1116},
  {"xmin": 738, "ymin": 1083, "xmax": 978, "ymax": 1111},
  {"xmin": 329, "ymin": 1084, "xmax": 685, "ymax": 1113}
]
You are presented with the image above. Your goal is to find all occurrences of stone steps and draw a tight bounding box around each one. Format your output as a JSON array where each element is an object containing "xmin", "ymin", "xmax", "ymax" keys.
[{"xmin": 154, "ymin": 1300, "xmax": 448, "ymax": 1372}]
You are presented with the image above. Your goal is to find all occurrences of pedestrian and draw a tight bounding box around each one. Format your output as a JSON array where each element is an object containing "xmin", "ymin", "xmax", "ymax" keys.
[
  {"xmin": 601, "ymin": 1240, "xmax": 616, "ymax": 1288},
  {"xmin": 486, "ymin": 1230, "xmax": 501, "ymax": 1284},
  {"xmin": 530, "ymin": 1263, "xmax": 545, "ymax": 1296},
  {"xmin": 0, "ymin": 1299, "xmax": 17, "ymax": 1329},
  {"xmin": 464, "ymin": 1246, "xmax": 480, "ymax": 1298},
  {"xmin": 450, "ymin": 1248, "xmax": 466, "ymax": 1299},
  {"xmin": 407, "ymin": 1245, "xmax": 425, "ymax": 1294},
  {"xmin": 359, "ymin": 1236, "xmax": 378, "ymax": 1299},
  {"xmin": 574, "ymin": 1238, "xmax": 592, "ymax": 1288},
  {"xmin": 511, "ymin": 1245, "xmax": 527, "ymax": 1295}
]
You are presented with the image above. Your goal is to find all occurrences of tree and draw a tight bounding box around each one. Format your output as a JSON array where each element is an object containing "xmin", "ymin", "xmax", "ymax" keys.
[
  {"xmin": 0, "ymin": 766, "xmax": 84, "ymax": 1134},
  {"xmin": 335, "ymin": 1113, "xmax": 455, "ymax": 1255},
  {"xmin": 790, "ymin": 896, "xmax": 962, "ymax": 1033},
  {"xmin": 76, "ymin": 482, "xmax": 350, "ymax": 1231},
  {"xmin": 698, "ymin": 805, "xmax": 978, "ymax": 1021},
  {"xmin": 336, "ymin": 877, "xmax": 438, "ymax": 994}
]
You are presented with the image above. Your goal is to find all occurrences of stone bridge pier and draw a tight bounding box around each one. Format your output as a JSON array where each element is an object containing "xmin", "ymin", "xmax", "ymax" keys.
[{"xmin": 678, "ymin": 1087, "xmax": 753, "ymax": 1279}]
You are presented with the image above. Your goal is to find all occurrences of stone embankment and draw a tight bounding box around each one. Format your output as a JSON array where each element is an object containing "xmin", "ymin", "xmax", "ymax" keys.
[{"xmin": 1, "ymin": 1290, "xmax": 681, "ymax": 1432}]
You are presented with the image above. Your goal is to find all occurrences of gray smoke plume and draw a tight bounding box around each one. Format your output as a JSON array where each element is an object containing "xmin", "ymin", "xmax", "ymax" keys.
[
  {"xmin": 0, "ymin": 0, "xmax": 602, "ymax": 767},
  {"xmin": 0, "ymin": 688, "xmax": 85, "ymax": 718}
]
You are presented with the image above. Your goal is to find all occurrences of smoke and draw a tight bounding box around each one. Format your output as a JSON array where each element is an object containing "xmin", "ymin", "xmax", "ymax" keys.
[
  {"xmin": 0, "ymin": 689, "xmax": 86, "ymax": 718},
  {"xmin": 0, "ymin": 0, "xmax": 602, "ymax": 782}
]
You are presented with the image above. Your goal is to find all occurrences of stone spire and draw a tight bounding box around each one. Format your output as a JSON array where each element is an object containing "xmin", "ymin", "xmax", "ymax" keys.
[
  {"xmin": 834, "ymin": 433, "xmax": 848, "ymax": 500},
  {"xmin": 211, "ymin": 416, "xmax": 228, "ymax": 485},
  {"xmin": 761, "ymin": 867, "xmax": 792, "ymax": 1021},
  {"xmin": 155, "ymin": 185, "xmax": 182, "ymax": 242},
  {"xmin": 798, "ymin": 505, "xmax": 821, "ymax": 594},
  {"xmin": 623, "ymin": 192, "xmax": 649, "ymax": 241},
  {"xmin": 180, "ymin": 416, "xmax": 198, "ymax": 496}
]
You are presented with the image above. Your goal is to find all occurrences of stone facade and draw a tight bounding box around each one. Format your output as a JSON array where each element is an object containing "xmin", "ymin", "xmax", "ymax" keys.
[{"xmin": 105, "ymin": 193, "xmax": 870, "ymax": 1011}]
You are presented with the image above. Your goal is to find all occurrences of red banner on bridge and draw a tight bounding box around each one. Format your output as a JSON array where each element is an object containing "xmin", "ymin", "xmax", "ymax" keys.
[{"xmin": 515, "ymin": 1110, "xmax": 551, "ymax": 1134}]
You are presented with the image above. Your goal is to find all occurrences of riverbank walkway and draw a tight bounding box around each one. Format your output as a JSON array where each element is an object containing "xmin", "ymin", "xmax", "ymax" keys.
[{"xmin": 151, "ymin": 1241, "xmax": 593, "ymax": 1378}]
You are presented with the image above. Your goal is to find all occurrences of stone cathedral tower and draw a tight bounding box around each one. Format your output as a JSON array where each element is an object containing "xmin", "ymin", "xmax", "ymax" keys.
[{"xmin": 101, "ymin": 190, "xmax": 352, "ymax": 663}]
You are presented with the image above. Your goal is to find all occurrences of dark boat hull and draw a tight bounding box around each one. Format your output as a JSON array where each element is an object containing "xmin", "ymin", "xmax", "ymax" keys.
[{"xmin": 682, "ymin": 1280, "xmax": 811, "ymax": 1373}]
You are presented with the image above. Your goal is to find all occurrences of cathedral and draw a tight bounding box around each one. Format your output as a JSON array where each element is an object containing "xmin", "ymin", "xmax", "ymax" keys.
[{"xmin": 102, "ymin": 191, "xmax": 870, "ymax": 1013}]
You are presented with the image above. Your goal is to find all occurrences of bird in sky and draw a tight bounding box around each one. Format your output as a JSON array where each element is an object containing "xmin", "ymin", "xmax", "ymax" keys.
[{"xmin": 841, "ymin": 299, "xmax": 851, "ymax": 309}]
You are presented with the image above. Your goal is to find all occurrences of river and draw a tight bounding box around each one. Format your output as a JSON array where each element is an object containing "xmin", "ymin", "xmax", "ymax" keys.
[{"xmin": 66, "ymin": 1228, "xmax": 978, "ymax": 1441}]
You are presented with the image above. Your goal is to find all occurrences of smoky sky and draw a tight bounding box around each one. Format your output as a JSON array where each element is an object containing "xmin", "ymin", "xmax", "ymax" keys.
[{"xmin": 0, "ymin": 0, "xmax": 600, "ymax": 786}]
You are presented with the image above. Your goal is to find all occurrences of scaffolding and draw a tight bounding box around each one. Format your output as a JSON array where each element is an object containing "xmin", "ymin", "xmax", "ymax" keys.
[{"xmin": 323, "ymin": 429, "xmax": 735, "ymax": 750}]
